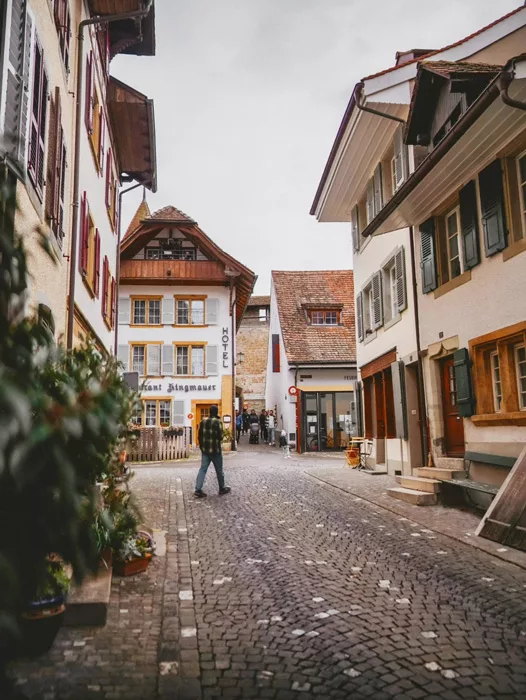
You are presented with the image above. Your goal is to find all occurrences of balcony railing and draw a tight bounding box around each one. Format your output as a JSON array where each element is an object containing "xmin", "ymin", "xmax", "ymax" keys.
[{"xmin": 120, "ymin": 259, "xmax": 227, "ymax": 283}]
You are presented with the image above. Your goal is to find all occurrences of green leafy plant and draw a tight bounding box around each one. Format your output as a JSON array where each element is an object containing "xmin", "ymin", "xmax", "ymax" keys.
[
  {"xmin": 117, "ymin": 534, "xmax": 154, "ymax": 562},
  {"xmin": 33, "ymin": 560, "xmax": 70, "ymax": 603}
]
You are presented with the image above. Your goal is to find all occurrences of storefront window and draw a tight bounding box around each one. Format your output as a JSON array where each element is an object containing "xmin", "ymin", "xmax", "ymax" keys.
[
  {"xmin": 159, "ymin": 400, "xmax": 171, "ymax": 426},
  {"xmin": 145, "ymin": 401, "xmax": 156, "ymax": 426}
]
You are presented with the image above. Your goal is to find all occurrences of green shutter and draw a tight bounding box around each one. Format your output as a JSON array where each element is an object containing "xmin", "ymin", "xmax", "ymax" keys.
[
  {"xmin": 352, "ymin": 380, "xmax": 363, "ymax": 437},
  {"xmin": 391, "ymin": 360, "xmax": 408, "ymax": 439},
  {"xmin": 459, "ymin": 180, "xmax": 480, "ymax": 269},
  {"xmin": 479, "ymin": 159, "xmax": 507, "ymax": 257},
  {"xmin": 420, "ymin": 218, "xmax": 437, "ymax": 293},
  {"xmin": 356, "ymin": 292, "xmax": 364, "ymax": 342},
  {"xmin": 453, "ymin": 348, "xmax": 476, "ymax": 418}
]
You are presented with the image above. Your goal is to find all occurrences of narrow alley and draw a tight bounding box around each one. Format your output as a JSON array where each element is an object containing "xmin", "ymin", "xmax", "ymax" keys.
[{"xmin": 13, "ymin": 449, "xmax": 526, "ymax": 700}]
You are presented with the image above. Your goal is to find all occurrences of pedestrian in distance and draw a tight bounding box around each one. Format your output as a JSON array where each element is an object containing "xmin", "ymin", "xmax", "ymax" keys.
[
  {"xmin": 195, "ymin": 405, "xmax": 231, "ymax": 498},
  {"xmin": 242, "ymin": 407, "xmax": 250, "ymax": 434},
  {"xmin": 267, "ymin": 410, "xmax": 276, "ymax": 446},
  {"xmin": 259, "ymin": 409, "xmax": 268, "ymax": 442},
  {"xmin": 235, "ymin": 410, "xmax": 242, "ymax": 443}
]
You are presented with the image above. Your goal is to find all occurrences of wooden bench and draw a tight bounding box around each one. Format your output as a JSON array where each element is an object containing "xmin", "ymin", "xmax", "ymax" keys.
[{"xmin": 440, "ymin": 452, "xmax": 516, "ymax": 501}]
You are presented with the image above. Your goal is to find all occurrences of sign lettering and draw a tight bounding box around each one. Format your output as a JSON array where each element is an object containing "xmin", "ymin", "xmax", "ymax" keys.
[{"xmin": 222, "ymin": 326, "xmax": 229, "ymax": 368}]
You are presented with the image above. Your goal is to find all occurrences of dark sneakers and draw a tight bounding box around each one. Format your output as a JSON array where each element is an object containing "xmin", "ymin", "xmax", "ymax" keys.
[
  {"xmin": 194, "ymin": 489, "xmax": 207, "ymax": 498},
  {"xmin": 219, "ymin": 487, "xmax": 232, "ymax": 496}
]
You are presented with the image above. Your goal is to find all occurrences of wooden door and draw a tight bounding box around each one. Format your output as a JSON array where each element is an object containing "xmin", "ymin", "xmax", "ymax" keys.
[{"xmin": 441, "ymin": 357, "xmax": 465, "ymax": 457}]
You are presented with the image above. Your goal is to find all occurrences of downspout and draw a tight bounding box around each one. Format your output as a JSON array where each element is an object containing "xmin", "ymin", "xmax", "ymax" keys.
[
  {"xmin": 66, "ymin": 1, "xmax": 154, "ymax": 349},
  {"xmin": 355, "ymin": 82, "xmax": 406, "ymax": 124},
  {"xmin": 113, "ymin": 181, "xmax": 141, "ymax": 355},
  {"xmin": 499, "ymin": 71, "xmax": 526, "ymax": 111}
]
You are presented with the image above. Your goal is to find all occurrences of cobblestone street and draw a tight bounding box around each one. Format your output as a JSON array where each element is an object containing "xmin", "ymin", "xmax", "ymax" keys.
[{"xmin": 12, "ymin": 447, "xmax": 526, "ymax": 699}]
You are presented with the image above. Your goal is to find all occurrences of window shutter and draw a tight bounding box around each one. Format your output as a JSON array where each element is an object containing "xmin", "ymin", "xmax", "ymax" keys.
[
  {"xmin": 373, "ymin": 162, "xmax": 383, "ymax": 216},
  {"xmin": 394, "ymin": 247, "xmax": 407, "ymax": 312},
  {"xmin": 162, "ymin": 297, "xmax": 174, "ymax": 324},
  {"xmin": 162, "ymin": 344, "xmax": 174, "ymax": 376},
  {"xmin": 459, "ymin": 180, "xmax": 480, "ymax": 270},
  {"xmin": 57, "ymin": 136, "xmax": 66, "ymax": 244},
  {"xmin": 147, "ymin": 344, "xmax": 161, "ymax": 376},
  {"xmin": 117, "ymin": 344, "xmax": 129, "ymax": 371},
  {"xmin": 45, "ymin": 87, "xmax": 61, "ymax": 224},
  {"xmin": 28, "ymin": 39, "xmax": 47, "ymax": 194},
  {"xmin": 479, "ymin": 159, "xmax": 507, "ymax": 257},
  {"xmin": 366, "ymin": 180, "xmax": 374, "ymax": 224},
  {"xmin": 118, "ymin": 297, "xmax": 130, "ymax": 325},
  {"xmin": 420, "ymin": 217, "xmax": 438, "ymax": 293},
  {"xmin": 351, "ymin": 205, "xmax": 360, "ymax": 252},
  {"xmin": 101, "ymin": 256, "xmax": 108, "ymax": 315},
  {"xmin": 94, "ymin": 229, "xmax": 101, "ymax": 297},
  {"xmin": 356, "ymin": 292, "xmax": 364, "ymax": 342},
  {"xmin": 79, "ymin": 192, "xmax": 89, "ymax": 274},
  {"xmin": 114, "ymin": 184, "xmax": 120, "ymax": 233},
  {"xmin": 98, "ymin": 108, "xmax": 105, "ymax": 173},
  {"xmin": 391, "ymin": 360, "xmax": 408, "ymax": 439},
  {"xmin": 272, "ymin": 334, "xmax": 280, "ymax": 373},
  {"xmin": 110, "ymin": 278, "xmax": 116, "ymax": 327},
  {"xmin": 105, "ymin": 148, "xmax": 112, "ymax": 208},
  {"xmin": 206, "ymin": 345, "xmax": 218, "ymax": 376},
  {"xmin": 84, "ymin": 52, "xmax": 93, "ymax": 133},
  {"xmin": 352, "ymin": 380, "xmax": 363, "ymax": 437},
  {"xmin": 503, "ymin": 158, "xmax": 523, "ymax": 244},
  {"xmin": 4, "ymin": 1, "xmax": 31, "ymax": 166},
  {"xmin": 372, "ymin": 271, "xmax": 383, "ymax": 329},
  {"xmin": 453, "ymin": 348, "xmax": 476, "ymax": 418},
  {"xmin": 393, "ymin": 125, "xmax": 407, "ymax": 189},
  {"xmin": 206, "ymin": 298, "xmax": 219, "ymax": 325},
  {"xmin": 173, "ymin": 400, "xmax": 185, "ymax": 426}
]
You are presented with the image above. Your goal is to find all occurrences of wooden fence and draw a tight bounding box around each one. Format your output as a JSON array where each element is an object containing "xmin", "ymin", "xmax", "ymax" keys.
[{"xmin": 127, "ymin": 427, "xmax": 192, "ymax": 463}]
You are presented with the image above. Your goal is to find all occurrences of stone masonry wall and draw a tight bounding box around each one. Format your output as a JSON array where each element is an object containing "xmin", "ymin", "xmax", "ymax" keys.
[{"xmin": 237, "ymin": 320, "xmax": 269, "ymax": 411}]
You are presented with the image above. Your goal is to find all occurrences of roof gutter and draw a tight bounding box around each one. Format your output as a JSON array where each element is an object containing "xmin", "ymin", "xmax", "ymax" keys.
[
  {"xmin": 499, "ymin": 54, "xmax": 526, "ymax": 111},
  {"xmin": 67, "ymin": 0, "xmax": 154, "ymax": 350},
  {"xmin": 355, "ymin": 82, "xmax": 406, "ymax": 124}
]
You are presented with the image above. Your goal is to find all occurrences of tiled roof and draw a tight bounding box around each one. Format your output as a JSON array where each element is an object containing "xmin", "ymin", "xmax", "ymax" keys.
[
  {"xmin": 123, "ymin": 197, "xmax": 151, "ymax": 240},
  {"xmin": 248, "ymin": 295, "xmax": 271, "ymax": 307},
  {"xmin": 145, "ymin": 205, "xmax": 196, "ymax": 224},
  {"xmin": 361, "ymin": 4, "xmax": 524, "ymax": 81},
  {"xmin": 422, "ymin": 60, "xmax": 503, "ymax": 77},
  {"xmin": 272, "ymin": 270, "xmax": 355, "ymax": 364}
]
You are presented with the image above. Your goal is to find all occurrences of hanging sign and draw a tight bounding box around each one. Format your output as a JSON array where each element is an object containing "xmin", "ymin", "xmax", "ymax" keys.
[{"xmin": 288, "ymin": 386, "xmax": 298, "ymax": 396}]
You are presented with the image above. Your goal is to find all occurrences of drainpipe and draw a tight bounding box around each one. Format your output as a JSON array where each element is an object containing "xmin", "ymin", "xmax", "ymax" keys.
[
  {"xmin": 66, "ymin": 1, "xmax": 154, "ymax": 349},
  {"xmin": 355, "ymin": 82, "xmax": 406, "ymax": 124},
  {"xmin": 113, "ymin": 181, "xmax": 142, "ymax": 354},
  {"xmin": 498, "ymin": 71, "xmax": 526, "ymax": 111},
  {"xmin": 229, "ymin": 278, "xmax": 237, "ymax": 451}
]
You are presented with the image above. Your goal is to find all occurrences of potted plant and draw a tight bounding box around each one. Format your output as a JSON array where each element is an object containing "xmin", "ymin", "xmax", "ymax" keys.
[
  {"xmin": 114, "ymin": 532, "xmax": 155, "ymax": 577},
  {"xmin": 222, "ymin": 428, "xmax": 233, "ymax": 452},
  {"xmin": 19, "ymin": 558, "xmax": 70, "ymax": 658}
]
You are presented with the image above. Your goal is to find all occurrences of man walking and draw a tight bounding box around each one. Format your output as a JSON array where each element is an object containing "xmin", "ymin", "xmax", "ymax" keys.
[
  {"xmin": 195, "ymin": 405, "xmax": 231, "ymax": 498},
  {"xmin": 267, "ymin": 410, "xmax": 276, "ymax": 446}
]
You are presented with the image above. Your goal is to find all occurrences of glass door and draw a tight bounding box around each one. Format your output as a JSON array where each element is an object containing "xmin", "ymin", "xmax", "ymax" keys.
[{"xmin": 319, "ymin": 393, "xmax": 335, "ymax": 450}]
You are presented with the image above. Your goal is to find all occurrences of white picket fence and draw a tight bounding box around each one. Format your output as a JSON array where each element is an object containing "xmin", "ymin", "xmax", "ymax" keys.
[{"xmin": 127, "ymin": 427, "xmax": 191, "ymax": 462}]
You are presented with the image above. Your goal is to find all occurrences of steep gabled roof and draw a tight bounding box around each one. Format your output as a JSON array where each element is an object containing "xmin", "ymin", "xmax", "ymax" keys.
[
  {"xmin": 247, "ymin": 295, "xmax": 271, "ymax": 307},
  {"xmin": 123, "ymin": 197, "xmax": 151, "ymax": 240},
  {"xmin": 147, "ymin": 205, "xmax": 196, "ymax": 225},
  {"xmin": 272, "ymin": 270, "xmax": 355, "ymax": 365}
]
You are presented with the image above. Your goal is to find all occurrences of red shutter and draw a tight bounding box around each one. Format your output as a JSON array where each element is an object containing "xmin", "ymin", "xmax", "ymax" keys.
[
  {"xmin": 101, "ymin": 256, "xmax": 109, "ymax": 318},
  {"xmin": 110, "ymin": 277, "xmax": 116, "ymax": 328},
  {"xmin": 63, "ymin": 3, "xmax": 71, "ymax": 71},
  {"xmin": 94, "ymin": 229, "xmax": 101, "ymax": 297},
  {"xmin": 114, "ymin": 184, "xmax": 120, "ymax": 234},
  {"xmin": 84, "ymin": 52, "xmax": 93, "ymax": 133},
  {"xmin": 98, "ymin": 109, "xmax": 105, "ymax": 174},
  {"xmin": 79, "ymin": 192, "xmax": 89, "ymax": 274},
  {"xmin": 105, "ymin": 148, "xmax": 112, "ymax": 208},
  {"xmin": 272, "ymin": 334, "xmax": 280, "ymax": 373},
  {"xmin": 58, "ymin": 137, "xmax": 66, "ymax": 244},
  {"xmin": 105, "ymin": 29, "xmax": 111, "ymax": 77}
]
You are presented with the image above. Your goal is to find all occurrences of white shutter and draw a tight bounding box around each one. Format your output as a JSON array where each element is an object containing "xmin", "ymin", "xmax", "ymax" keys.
[
  {"xmin": 356, "ymin": 292, "xmax": 364, "ymax": 342},
  {"xmin": 118, "ymin": 297, "xmax": 130, "ymax": 324},
  {"xmin": 147, "ymin": 344, "xmax": 161, "ymax": 376},
  {"xmin": 162, "ymin": 344, "xmax": 174, "ymax": 375},
  {"xmin": 206, "ymin": 298, "xmax": 219, "ymax": 325},
  {"xmin": 372, "ymin": 272, "xmax": 383, "ymax": 330},
  {"xmin": 393, "ymin": 126, "xmax": 404, "ymax": 190},
  {"xmin": 117, "ymin": 344, "xmax": 129, "ymax": 371},
  {"xmin": 4, "ymin": 4, "xmax": 32, "ymax": 165},
  {"xmin": 206, "ymin": 345, "xmax": 218, "ymax": 376},
  {"xmin": 366, "ymin": 180, "xmax": 374, "ymax": 224},
  {"xmin": 351, "ymin": 205, "xmax": 360, "ymax": 252},
  {"xmin": 173, "ymin": 400, "xmax": 185, "ymax": 425},
  {"xmin": 395, "ymin": 247, "xmax": 407, "ymax": 312},
  {"xmin": 373, "ymin": 163, "xmax": 383, "ymax": 216},
  {"xmin": 162, "ymin": 297, "xmax": 174, "ymax": 324}
]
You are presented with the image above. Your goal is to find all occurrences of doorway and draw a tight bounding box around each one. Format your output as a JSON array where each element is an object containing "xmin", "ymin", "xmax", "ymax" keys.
[
  {"xmin": 193, "ymin": 402, "xmax": 219, "ymax": 446},
  {"xmin": 440, "ymin": 357, "xmax": 465, "ymax": 457},
  {"xmin": 302, "ymin": 391, "xmax": 353, "ymax": 452}
]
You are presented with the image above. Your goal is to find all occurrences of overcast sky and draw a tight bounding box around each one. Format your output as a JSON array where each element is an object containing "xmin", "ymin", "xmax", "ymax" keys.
[{"xmin": 113, "ymin": 0, "xmax": 518, "ymax": 294}]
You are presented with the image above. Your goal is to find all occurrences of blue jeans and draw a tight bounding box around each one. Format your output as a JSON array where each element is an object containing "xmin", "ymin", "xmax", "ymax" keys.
[
  {"xmin": 196, "ymin": 452, "xmax": 225, "ymax": 491},
  {"xmin": 268, "ymin": 427, "xmax": 276, "ymax": 445}
]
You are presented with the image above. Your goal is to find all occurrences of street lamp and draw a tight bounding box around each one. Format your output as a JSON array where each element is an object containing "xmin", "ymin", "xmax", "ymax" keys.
[{"xmin": 237, "ymin": 351, "xmax": 245, "ymax": 365}]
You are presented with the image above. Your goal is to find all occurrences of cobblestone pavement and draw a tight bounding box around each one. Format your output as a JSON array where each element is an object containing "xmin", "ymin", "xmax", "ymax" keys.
[{"xmin": 11, "ymin": 447, "xmax": 526, "ymax": 699}]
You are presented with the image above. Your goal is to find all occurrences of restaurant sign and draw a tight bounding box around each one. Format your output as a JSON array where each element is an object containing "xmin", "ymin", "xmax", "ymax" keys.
[{"xmin": 142, "ymin": 380, "xmax": 218, "ymax": 394}]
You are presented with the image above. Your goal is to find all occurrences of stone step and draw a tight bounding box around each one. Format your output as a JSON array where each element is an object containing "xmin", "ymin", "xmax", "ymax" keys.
[
  {"xmin": 417, "ymin": 467, "xmax": 467, "ymax": 481},
  {"xmin": 435, "ymin": 457, "xmax": 465, "ymax": 470},
  {"xmin": 387, "ymin": 487, "xmax": 438, "ymax": 506},
  {"xmin": 396, "ymin": 475, "xmax": 441, "ymax": 493}
]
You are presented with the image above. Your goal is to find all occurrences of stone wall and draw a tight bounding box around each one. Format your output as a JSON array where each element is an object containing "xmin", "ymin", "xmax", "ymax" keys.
[{"xmin": 237, "ymin": 318, "xmax": 269, "ymax": 412}]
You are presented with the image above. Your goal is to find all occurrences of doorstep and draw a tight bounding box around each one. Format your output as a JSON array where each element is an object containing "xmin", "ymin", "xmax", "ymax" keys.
[
  {"xmin": 64, "ymin": 566, "xmax": 112, "ymax": 627},
  {"xmin": 303, "ymin": 464, "xmax": 526, "ymax": 571}
]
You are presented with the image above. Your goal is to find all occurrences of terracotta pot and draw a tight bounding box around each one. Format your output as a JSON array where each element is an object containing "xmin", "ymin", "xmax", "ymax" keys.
[{"xmin": 114, "ymin": 553, "xmax": 152, "ymax": 577}]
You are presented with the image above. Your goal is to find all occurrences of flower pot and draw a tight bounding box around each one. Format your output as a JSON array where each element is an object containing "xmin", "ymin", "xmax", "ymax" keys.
[
  {"xmin": 20, "ymin": 595, "xmax": 66, "ymax": 658},
  {"xmin": 114, "ymin": 553, "xmax": 152, "ymax": 577}
]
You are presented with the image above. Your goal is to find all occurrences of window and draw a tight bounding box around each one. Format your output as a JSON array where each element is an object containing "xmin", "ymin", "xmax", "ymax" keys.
[
  {"xmin": 363, "ymin": 285, "xmax": 373, "ymax": 335},
  {"xmin": 105, "ymin": 149, "xmax": 119, "ymax": 231},
  {"xmin": 491, "ymin": 351, "xmax": 502, "ymax": 412},
  {"xmin": 140, "ymin": 399, "xmax": 173, "ymax": 427},
  {"xmin": 132, "ymin": 298, "xmax": 162, "ymax": 325},
  {"xmin": 470, "ymin": 321, "xmax": 526, "ymax": 425},
  {"xmin": 45, "ymin": 87, "xmax": 66, "ymax": 247},
  {"xmin": 53, "ymin": 0, "xmax": 71, "ymax": 71},
  {"xmin": 132, "ymin": 345, "xmax": 145, "ymax": 375},
  {"xmin": 28, "ymin": 36, "xmax": 48, "ymax": 196},
  {"xmin": 516, "ymin": 346, "xmax": 526, "ymax": 410},
  {"xmin": 382, "ymin": 262, "xmax": 398, "ymax": 323},
  {"xmin": 159, "ymin": 400, "xmax": 171, "ymax": 427},
  {"xmin": 101, "ymin": 259, "xmax": 115, "ymax": 328},
  {"xmin": 445, "ymin": 207, "xmax": 462, "ymax": 279},
  {"xmin": 175, "ymin": 345, "xmax": 206, "ymax": 376},
  {"xmin": 517, "ymin": 153, "xmax": 526, "ymax": 240},
  {"xmin": 79, "ymin": 193, "xmax": 101, "ymax": 296},
  {"xmin": 309, "ymin": 310, "xmax": 340, "ymax": 325},
  {"xmin": 175, "ymin": 298, "xmax": 205, "ymax": 326},
  {"xmin": 259, "ymin": 307, "xmax": 269, "ymax": 322},
  {"xmin": 365, "ymin": 163, "xmax": 383, "ymax": 225},
  {"xmin": 145, "ymin": 401, "xmax": 157, "ymax": 427},
  {"xmin": 84, "ymin": 50, "xmax": 103, "ymax": 171}
]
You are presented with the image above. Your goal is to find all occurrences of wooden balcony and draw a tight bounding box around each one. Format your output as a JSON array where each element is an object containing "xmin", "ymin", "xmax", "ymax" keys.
[{"xmin": 120, "ymin": 259, "xmax": 228, "ymax": 285}]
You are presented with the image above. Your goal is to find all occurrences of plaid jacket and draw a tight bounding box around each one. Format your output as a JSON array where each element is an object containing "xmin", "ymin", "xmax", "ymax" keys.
[{"xmin": 198, "ymin": 416, "xmax": 223, "ymax": 454}]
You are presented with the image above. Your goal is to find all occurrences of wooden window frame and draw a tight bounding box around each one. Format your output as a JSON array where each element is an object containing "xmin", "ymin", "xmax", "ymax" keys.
[
  {"xmin": 130, "ymin": 342, "xmax": 163, "ymax": 378},
  {"xmin": 517, "ymin": 151, "xmax": 526, "ymax": 241},
  {"xmin": 173, "ymin": 342, "xmax": 207, "ymax": 378},
  {"xmin": 28, "ymin": 35, "xmax": 48, "ymax": 198},
  {"xmin": 445, "ymin": 206, "xmax": 463, "ymax": 280},
  {"xmin": 308, "ymin": 309, "xmax": 341, "ymax": 326},
  {"xmin": 174, "ymin": 295, "xmax": 207, "ymax": 327},
  {"xmin": 515, "ymin": 345, "xmax": 526, "ymax": 411},
  {"xmin": 88, "ymin": 89, "xmax": 102, "ymax": 170},
  {"xmin": 131, "ymin": 344, "xmax": 146, "ymax": 375},
  {"xmin": 101, "ymin": 259, "xmax": 114, "ymax": 330},
  {"xmin": 82, "ymin": 211, "xmax": 97, "ymax": 297},
  {"xmin": 53, "ymin": 0, "xmax": 71, "ymax": 72},
  {"xmin": 470, "ymin": 321, "xmax": 526, "ymax": 426},
  {"xmin": 131, "ymin": 295, "xmax": 163, "ymax": 327},
  {"xmin": 140, "ymin": 397, "xmax": 173, "ymax": 428}
]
